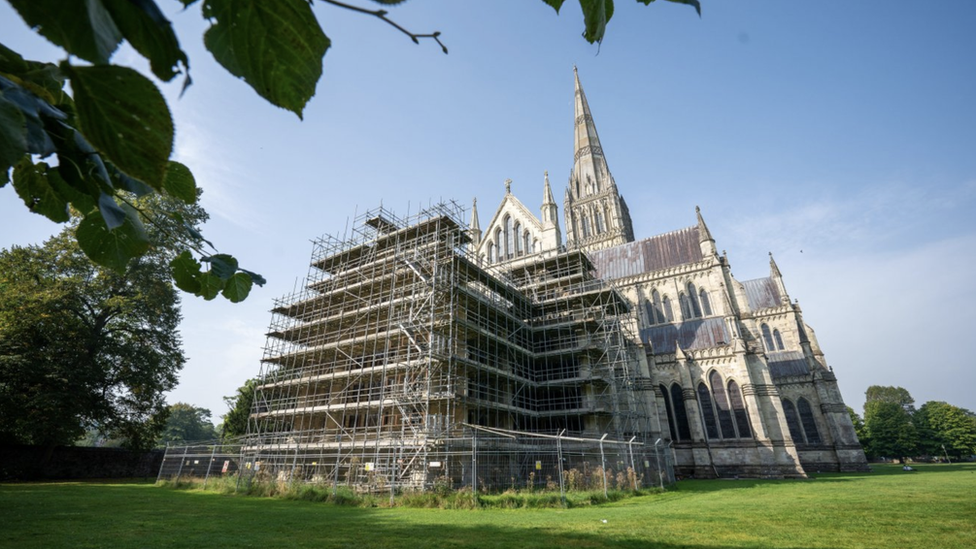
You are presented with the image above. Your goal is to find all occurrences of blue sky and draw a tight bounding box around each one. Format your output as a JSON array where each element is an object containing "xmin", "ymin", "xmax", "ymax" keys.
[{"xmin": 2, "ymin": 1, "xmax": 975, "ymax": 420}]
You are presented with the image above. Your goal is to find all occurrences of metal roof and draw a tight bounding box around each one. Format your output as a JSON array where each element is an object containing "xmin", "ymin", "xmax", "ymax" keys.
[
  {"xmin": 589, "ymin": 226, "xmax": 703, "ymax": 281},
  {"xmin": 641, "ymin": 317, "xmax": 730, "ymax": 353},
  {"xmin": 767, "ymin": 351, "xmax": 810, "ymax": 378},
  {"xmin": 741, "ymin": 277, "xmax": 782, "ymax": 311}
]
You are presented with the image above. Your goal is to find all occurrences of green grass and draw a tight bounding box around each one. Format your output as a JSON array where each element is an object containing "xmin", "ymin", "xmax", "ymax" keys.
[{"xmin": 2, "ymin": 464, "xmax": 975, "ymax": 548}]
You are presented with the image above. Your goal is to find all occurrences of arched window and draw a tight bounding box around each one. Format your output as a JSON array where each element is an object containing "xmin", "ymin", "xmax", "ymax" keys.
[
  {"xmin": 652, "ymin": 290, "xmax": 664, "ymax": 325},
  {"xmin": 581, "ymin": 213, "xmax": 590, "ymax": 238},
  {"xmin": 493, "ymin": 228, "xmax": 502, "ymax": 262},
  {"xmin": 710, "ymin": 371, "xmax": 736, "ymax": 439},
  {"xmin": 761, "ymin": 323, "xmax": 775, "ymax": 351},
  {"xmin": 697, "ymin": 383, "xmax": 720, "ymax": 439},
  {"xmin": 486, "ymin": 242, "xmax": 494, "ymax": 264},
  {"xmin": 727, "ymin": 380, "xmax": 752, "ymax": 438},
  {"xmin": 524, "ymin": 231, "xmax": 531, "ymax": 256},
  {"xmin": 699, "ymin": 289, "xmax": 712, "ymax": 316},
  {"xmin": 663, "ymin": 296, "xmax": 674, "ymax": 322},
  {"xmin": 679, "ymin": 293, "xmax": 690, "ymax": 319},
  {"xmin": 797, "ymin": 398, "xmax": 822, "ymax": 444},
  {"xmin": 781, "ymin": 399, "xmax": 805, "ymax": 443},
  {"xmin": 513, "ymin": 221, "xmax": 522, "ymax": 255},
  {"xmin": 532, "ymin": 238, "xmax": 538, "ymax": 253},
  {"xmin": 595, "ymin": 211, "xmax": 605, "ymax": 234},
  {"xmin": 503, "ymin": 215, "xmax": 512, "ymax": 258},
  {"xmin": 687, "ymin": 282, "xmax": 702, "ymax": 317},
  {"xmin": 671, "ymin": 383, "xmax": 692, "ymax": 440},
  {"xmin": 773, "ymin": 329, "xmax": 785, "ymax": 350},
  {"xmin": 659, "ymin": 385, "xmax": 678, "ymax": 441}
]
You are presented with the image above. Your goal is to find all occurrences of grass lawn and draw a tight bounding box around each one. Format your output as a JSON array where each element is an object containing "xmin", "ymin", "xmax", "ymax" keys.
[{"xmin": 2, "ymin": 463, "xmax": 974, "ymax": 549}]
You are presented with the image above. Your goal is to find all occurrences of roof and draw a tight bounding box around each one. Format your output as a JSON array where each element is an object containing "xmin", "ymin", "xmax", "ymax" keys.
[
  {"xmin": 741, "ymin": 277, "xmax": 782, "ymax": 311},
  {"xmin": 589, "ymin": 226, "xmax": 703, "ymax": 281},
  {"xmin": 641, "ymin": 317, "xmax": 730, "ymax": 353},
  {"xmin": 767, "ymin": 351, "xmax": 810, "ymax": 378}
]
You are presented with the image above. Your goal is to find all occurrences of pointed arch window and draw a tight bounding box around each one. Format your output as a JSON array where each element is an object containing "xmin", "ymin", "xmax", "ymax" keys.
[
  {"xmin": 710, "ymin": 371, "xmax": 737, "ymax": 438},
  {"xmin": 781, "ymin": 399, "xmax": 806, "ymax": 443},
  {"xmin": 513, "ymin": 221, "xmax": 522, "ymax": 256},
  {"xmin": 671, "ymin": 384, "xmax": 692, "ymax": 440},
  {"xmin": 532, "ymin": 238, "xmax": 538, "ymax": 253},
  {"xmin": 651, "ymin": 290, "xmax": 664, "ymax": 325},
  {"xmin": 727, "ymin": 380, "xmax": 752, "ymax": 438},
  {"xmin": 699, "ymin": 289, "xmax": 712, "ymax": 316},
  {"xmin": 697, "ymin": 383, "xmax": 720, "ymax": 439},
  {"xmin": 687, "ymin": 282, "xmax": 702, "ymax": 318},
  {"xmin": 679, "ymin": 293, "xmax": 690, "ymax": 320},
  {"xmin": 580, "ymin": 213, "xmax": 590, "ymax": 238},
  {"xmin": 761, "ymin": 323, "xmax": 775, "ymax": 351},
  {"xmin": 663, "ymin": 296, "xmax": 674, "ymax": 322},
  {"xmin": 493, "ymin": 228, "xmax": 502, "ymax": 262},
  {"xmin": 773, "ymin": 329, "xmax": 785, "ymax": 350},
  {"xmin": 524, "ymin": 231, "xmax": 531, "ymax": 256},
  {"xmin": 503, "ymin": 215, "xmax": 512, "ymax": 259},
  {"xmin": 486, "ymin": 242, "xmax": 494, "ymax": 264},
  {"xmin": 595, "ymin": 211, "xmax": 605, "ymax": 234},
  {"xmin": 659, "ymin": 385, "xmax": 678, "ymax": 441},
  {"xmin": 797, "ymin": 398, "xmax": 822, "ymax": 444}
]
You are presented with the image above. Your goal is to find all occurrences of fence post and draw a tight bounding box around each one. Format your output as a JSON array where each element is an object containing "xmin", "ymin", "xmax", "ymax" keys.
[
  {"xmin": 599, "ymin": 433, "xmax": 608, "ymax": 499},
  {"xmin": 175, "ymin": 444, "xmax": 189, "ymax": 483},
  {"xmin": 156, "ymin": 442, "xmax": 170, "ymax": 484},
  {"xmin": 556, "ymin": 429, "xmax": 566, "ymax": 506},
  {"xmin": 627, "ymin": 436, "xmax": 636, "ymax": 490},
  {"xmin": 653, "ymin": 438, "xmax": 663, "ymax": 490},
  {"xmin": 203, "ymin": 443, "xmax": 218, "ymax": 489}
]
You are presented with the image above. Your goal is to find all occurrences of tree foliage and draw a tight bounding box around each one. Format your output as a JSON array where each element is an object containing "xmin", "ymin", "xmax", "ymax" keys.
[
  {"xmin": 863, "ymin": 399, "xmax": 918, "ymax": 461},
  {"xmin": 1, "ymin": 1, "xmax": 700, "ymax": 301},
  {"xmin": 159, "ymin": 402, "xmax": 218, "ymax": 444},
  {"xmin": 220, "ymin": 378, "xmax": 259, "ymax": 439},
  {"xmin": 914, "ymin": 401, "xmax": 976, "ymax": 460},
  {"xmin": 865, "ymin": 385, "xmax": 916, "ymax": 413},
  {"xmin": 0, "ymin": 197, "xmax": 196, "ymax": 450}
]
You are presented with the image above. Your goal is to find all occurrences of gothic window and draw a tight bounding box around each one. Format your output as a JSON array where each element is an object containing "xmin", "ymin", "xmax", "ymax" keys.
[
  {"xmin": 679, "ymin": 294, "xmax": 689, "ymax": 319},
  {"xmin": 651, "ymin": 289, "xmax": 664, "ymax": 325},
  {"xmin": 486, "ymin": 242, "xmax": 494, "ymax": 264},
  {"xmin": 671, "ymin": 383, "xmax": 692, "ymax": 440},
  {"xmin": 524, "ymin": 231, "xmax": 531, "ymax": 255},
  {"xmin": 663, "ymin": 296, "xmax": 674, "ymax": 322},
  {"xmin": 697, "ymin": 383, "xmax": 720, "ymax": 439},
  {"xmin": 710, "ymin": 371, "xmax": 737, "ymax": 439},
  {"xmin": 699, "ymin": 289, "xmax": 713, "ymax": 316},
  {"xmin": 781, "ymin": 398, "xmax": 806, "ymax": 443},
  {"xmin": 503, "ymin": 215, "xmax": 512, "ymax": 258},
  {"xmin": 797, "ymin": 398, "xmax": 822, "ymax": 444},
  {"xmin": 687, "ymin": 282, "xmax": 702, "ymax": 318},
  {"xmin": 514, "ymin": 221, "xmax": 522, "ymax": 255},
  {"xmin": 773, "ymin": 329, "xmax": 785, "ymax": 350},
  {"xmin": 727, "ymin": 380, "xmax": 752, "ymax": 438},
  {"xmin": 595, "ymin": 211, "xmax": 605, "ymax": 234},
  {"xmin": 761, "ymin": 323, "xmax": 775, "ymax": 351},
  {"xmin": 659, "ymin": 385, "xmax": 678, "ymax": 441},
  {"xmin": 581, "ymin": 213, "xmax": 590, "ymax": 238},
  {"xmin": 532, "ymin": 238, "xmax": 538, "ymax": 253},
  {"xmin": 493, "ymin": 228, "xmax": 501, "ymax": 260}
]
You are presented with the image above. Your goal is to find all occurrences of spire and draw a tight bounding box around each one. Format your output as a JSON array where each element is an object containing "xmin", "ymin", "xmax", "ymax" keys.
[
  {"xmin": 469, "ymin": 197, "xmax": 481, "ymax": 247},
  {"xmin": 573, "ymin": 67, "xmax": 607, "ymax": 182},
  {"xmin": 769, "ymin": 252, "xmax": 782, "ymax": 278},
  {"xmin": 696, "ymin": 206, "xmax": 717, "ymax": 257},
  {"xmin": 674, "ymin": 338, "xmax": 687, "ymax": 361},
  {"xmin": 505, "ymin": 178, "xmax": 512, "ymax": 194},
  {"xmin": 543, "ymin": 171, "xmax": 555, "ymax": 205}
]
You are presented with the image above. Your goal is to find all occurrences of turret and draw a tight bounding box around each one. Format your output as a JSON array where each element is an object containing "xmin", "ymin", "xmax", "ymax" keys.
[
  {"xmin": 696, "ymin": 206, "xmax": 718, "ymax": 257},
  {"xmin": 540, "ymin": 171, "xmax": 562, "ymax": 251}
]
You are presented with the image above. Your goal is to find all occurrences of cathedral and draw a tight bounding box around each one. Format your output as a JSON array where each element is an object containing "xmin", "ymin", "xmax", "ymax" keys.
[
  {"xmin": 235, "ymin": 69, "xmax": 867, "ymax": 490},
  {"xmin": 468, "ymin": 68, "xmax": 868, "ymax": 477}
]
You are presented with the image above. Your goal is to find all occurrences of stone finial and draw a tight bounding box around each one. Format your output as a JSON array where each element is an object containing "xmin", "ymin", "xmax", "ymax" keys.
[{"xmin": 505, "ymin": 178, "xmax": 512, "ymax": 194}]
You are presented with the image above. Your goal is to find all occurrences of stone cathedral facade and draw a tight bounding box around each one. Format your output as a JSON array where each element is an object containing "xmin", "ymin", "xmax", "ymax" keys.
[{"xmin": 470, "ymin": 69, "xmax": 868, "ymax": 477}]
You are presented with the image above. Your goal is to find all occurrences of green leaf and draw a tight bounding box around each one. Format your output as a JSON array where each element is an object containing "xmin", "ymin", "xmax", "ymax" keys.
[
  {"xmin": 0, "ymin": 77, "xmax": 57, "ymax": 156},
  {"xmin": 541, "ymin": 0, "xmax": 567, "ymax": 13},
  {"xmin": 62, "ymin": 63, "xmax": 173, "ymax": 191},
  {"xmin": 202, "ymin": 0, "xmax": 329, "ymax": 119},
  {"xmin": 0, "ymin": 92, "xmax": 28, "ymax": 183},
  {"xmin": 97, "ymin": 192, "xmax": 127, "ymax": 230},
  {"xmin": 10, "ymin": 158, "xmax": 70, "ymax": 222},
  {"xmin": 240, "ymin": 268, "xmax": 267, "ymax": 287},
  {"xmin": 655, "ymin": 0, "xmax": 702, "ymax": 17},
  {"xmin": 578, "ymin": 0, "xmax": 615, "ymax": 44},
  {"xmin": 170, "ymin": 250, "xmax": 203, "ymax": 294},
  {"xmin": 221, "ymin": 272, "xmax": 253, "ymax": 303},
  {"xmin": 8, "ymin": 0, "xmax": 122, "ymax": 65},
  {"xmin": 204, "ymin": 253, "xmax": 239, "ymax": 280},
  {"xmin": 101, "ymin": 0, "xmax": 190, "ymax": 83},
  {"xmin": 76, "ymin": 210, "xmax": 151, "ymax": 273},
  {"xmin": 198, "ymin": 271, "xmax": 225, "ymax": 300},
  {"xmin": 162, "ymin": 161, "xmax": 197, "ymax": 204}
]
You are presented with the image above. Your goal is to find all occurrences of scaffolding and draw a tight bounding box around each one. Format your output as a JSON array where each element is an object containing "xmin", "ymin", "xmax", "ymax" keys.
[{"xmin": 160, "ymin": 202, "xmax": 669, "ymax": 492}]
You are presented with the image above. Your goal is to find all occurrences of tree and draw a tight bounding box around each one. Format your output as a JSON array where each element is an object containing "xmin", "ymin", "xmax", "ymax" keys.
[
  {"xmin": 865, "ymin": 385, "xmax": 916, "ymax": 413},
  {"xmin": 847, "ymin": 406, "xmax": 867, "ymax": 446},
  {"xmin": 863, "ymin": 400, "xmax": 918, "ymax": 462},
  {"xmin": 0, "ymin": 197, "xmax": 197, "ymax": 451},
  {"xmin": 1, "ymin": 1, "xmax": 700, "ymax": 302},
  {"xmin": 220, "ymin": 378, "xmax": 259, "ymax": 439},
  {"xmin": 914, "ymin": 401, "xmax": 976, "ymax": 460},
  {"xmin": 159, "ymin": 403, "xmax": 218, "ymax": 444}
]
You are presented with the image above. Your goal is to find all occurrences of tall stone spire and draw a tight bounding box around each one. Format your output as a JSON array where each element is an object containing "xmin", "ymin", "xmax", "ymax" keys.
[
  {"xmin": 564, "ymin": 67, "xmax": 634, "ymax": 251},
  {"xmin": 469, "ymin": 197, "xmax": 481, "ymax": 247},
  {"xmin": 696, "ymin": 206, "xmax": 717, "ymax": 257},
  {"xmin": 769, "ymin": 252, "xmax": 790, "ymax": 304}
]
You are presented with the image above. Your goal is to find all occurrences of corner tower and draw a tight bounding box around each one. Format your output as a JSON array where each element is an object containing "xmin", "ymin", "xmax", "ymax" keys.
[{"xmin": 564, "ymin": 67, "xmax": 635, "ymax": 252}]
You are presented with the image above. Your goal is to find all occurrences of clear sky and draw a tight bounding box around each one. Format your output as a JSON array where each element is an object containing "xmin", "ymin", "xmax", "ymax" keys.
[{"xmin": 2, "ymin": 1, "xmax": 975, "ymax": 421}]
